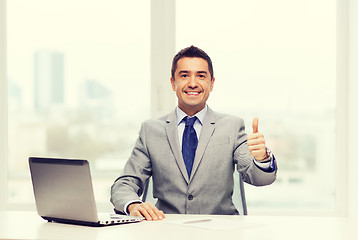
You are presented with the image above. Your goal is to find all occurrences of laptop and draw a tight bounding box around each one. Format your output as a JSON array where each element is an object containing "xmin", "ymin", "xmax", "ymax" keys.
[{"xmin": 29, "ymin": 157, "xmax": 144, "ymax": 227}]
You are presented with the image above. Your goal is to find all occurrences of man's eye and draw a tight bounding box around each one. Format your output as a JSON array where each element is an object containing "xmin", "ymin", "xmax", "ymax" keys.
[
  {"xmin": 198, "ymin": 75, "xmax": 206, "ymax": 78},
  {"xmin": 181, "ymin": 74, "xmax": 189, "ymax": 78}
]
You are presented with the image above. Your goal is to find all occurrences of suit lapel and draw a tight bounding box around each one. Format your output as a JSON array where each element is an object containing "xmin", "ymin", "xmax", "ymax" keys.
[
  {"xmin": 165, "ymin": 111, "xmax": 190, "ymax": 183},
  {"xmin": 190, "ymin": 107, "xmax": 216, "ymax": 180}
]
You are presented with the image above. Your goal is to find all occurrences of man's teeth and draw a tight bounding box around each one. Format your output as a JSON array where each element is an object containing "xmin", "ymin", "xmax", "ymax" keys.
[{"xmin": 187, "ymin": 92, "xmax": 199, "ymax": 95}]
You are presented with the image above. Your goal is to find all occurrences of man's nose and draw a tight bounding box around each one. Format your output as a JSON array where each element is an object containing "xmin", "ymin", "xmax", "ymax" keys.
[{"xmin": 188, "ymin": 76, "xmax": 198, "ymax": 88}]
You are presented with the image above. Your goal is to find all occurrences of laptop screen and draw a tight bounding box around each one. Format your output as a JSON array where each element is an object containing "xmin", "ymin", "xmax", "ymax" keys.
[{"xmin": 29, "ymin": 157, "xmax": 99, "ymax": 223}]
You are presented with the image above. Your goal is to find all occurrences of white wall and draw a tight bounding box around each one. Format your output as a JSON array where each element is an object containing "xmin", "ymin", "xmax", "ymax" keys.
[
  {"xmin": 0, "ymin": 0, "xmax": 8, "ymax": 210},
  {"xmin": 347, "ymin": 0, "xmax": 358, "ymax": 218}
]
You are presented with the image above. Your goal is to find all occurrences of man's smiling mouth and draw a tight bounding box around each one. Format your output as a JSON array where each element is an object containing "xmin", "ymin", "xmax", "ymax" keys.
[{"xmin": 185, "ymin": 91, "xmax": 200, "ymax": 96}]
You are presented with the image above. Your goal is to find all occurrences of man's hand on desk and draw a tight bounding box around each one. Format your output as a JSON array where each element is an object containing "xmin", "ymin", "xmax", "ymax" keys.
[{"xmin": 128, "ymin": 202, "xmax": 165, "ymax": 221}]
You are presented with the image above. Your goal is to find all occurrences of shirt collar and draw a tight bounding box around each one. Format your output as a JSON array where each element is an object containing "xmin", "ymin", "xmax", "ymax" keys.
[{"xmin": 176, "ymin": 105, "xmax": 207, "ymax": 126}]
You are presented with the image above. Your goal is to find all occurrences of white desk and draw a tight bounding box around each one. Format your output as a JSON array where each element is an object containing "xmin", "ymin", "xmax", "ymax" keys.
[{"xmin": 0, "ymin": 211, "xmax": 357, "ymax": 240}]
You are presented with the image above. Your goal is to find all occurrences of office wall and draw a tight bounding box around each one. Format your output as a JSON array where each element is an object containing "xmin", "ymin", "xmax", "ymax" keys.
[
  {"xmin": 0, "ymin": 0, "xmax": 7, "ymax": 210},
  {"xmin": 347, "ymin": 0, "xmax": 358, "ymax": 218}
]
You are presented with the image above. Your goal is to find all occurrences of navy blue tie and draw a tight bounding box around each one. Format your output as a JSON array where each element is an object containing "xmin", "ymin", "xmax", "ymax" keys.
[{"xmin": 182, "ymin": 116, "xmax": 198, "ymax": 178}]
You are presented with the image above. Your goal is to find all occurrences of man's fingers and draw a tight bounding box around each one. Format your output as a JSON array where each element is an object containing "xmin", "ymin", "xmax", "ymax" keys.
[
  {"xmin": 153, "ymin": 209, "xmax": 165, "ymax": 220},
  {"xmin": 248, "ymin": 143, "xmax": 266, "ymax": 152},
  {"xmin": 250, "ymin": 149, "xmax": 267, "ymax": 161},
  {"xmin": 252, "ymin": 117, "xmax": 259, "ymax": 133},
  {"xmin": 247, "ymin": 137, "xmax": 265, "ymax": 146},
  {"xmin": 142, "ymin": 206, "xmax": 156, "ymax": 220},
  {"xmin": 144, "ymin": 202, "xmax": 164, "ymax": 220},
  {"xmin": 131, "ymin": 210, "xmax": 143, "ymax": 217},
  {"xmin": 129, "ymin": 202, "xmax": 165, "ymax": 221},
  {"xmin": 140, "ymin": 205, "xmax": 156, "ymax": 220},
  {"xmin": 150, "ymin": 203, "xmax": 165, "ymax": 220},
  {"xmin": 131, "ymin": 205, "xmax": 152, "ymax": 221}
]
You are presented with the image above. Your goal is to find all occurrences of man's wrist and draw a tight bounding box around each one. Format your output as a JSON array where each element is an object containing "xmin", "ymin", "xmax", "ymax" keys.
[
  {"xmin": 256, "ymin": 148, "xmax": 271, "ymax": 162},
  {"xmin": 253, "ymin": 148, "xmax": 276, "ymax": 172}
]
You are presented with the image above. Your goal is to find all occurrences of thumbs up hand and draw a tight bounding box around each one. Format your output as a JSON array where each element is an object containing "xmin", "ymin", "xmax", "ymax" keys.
[{"xmin": 247, "ymin": 117, "xmax": 268, "ymax": 161}]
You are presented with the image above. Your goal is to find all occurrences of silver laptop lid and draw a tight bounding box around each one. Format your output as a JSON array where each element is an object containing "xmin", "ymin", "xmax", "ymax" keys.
[{"xmin": 29, "ymin": 157, "xmax": 99, "ymax": 223}]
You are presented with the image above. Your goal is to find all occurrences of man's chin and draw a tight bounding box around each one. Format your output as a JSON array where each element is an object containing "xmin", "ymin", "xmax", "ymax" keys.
[{"xmin": 179, "ymin": 102, "xmax": 206, "ymax": 114}]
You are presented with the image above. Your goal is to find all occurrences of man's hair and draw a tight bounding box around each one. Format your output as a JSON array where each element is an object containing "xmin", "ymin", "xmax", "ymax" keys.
[{"xmin": 171, "ymin": 45, "xmax": 214, "ymax": 80}]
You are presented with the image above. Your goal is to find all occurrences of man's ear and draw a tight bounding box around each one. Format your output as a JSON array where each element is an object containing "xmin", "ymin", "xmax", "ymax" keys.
[
  {"xmin": 170, "ymin": 78, "xmax": 176, "ymax": 91},
  {"xmin": 210, "ymin": 77, "xmax": 215, "ymax": 91}
]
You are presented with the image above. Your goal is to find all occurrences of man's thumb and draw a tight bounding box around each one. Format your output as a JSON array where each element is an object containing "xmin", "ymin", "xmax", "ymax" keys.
[{"xmin": 252, "ymin": 117, "xmax": 259, "ymax": 133}]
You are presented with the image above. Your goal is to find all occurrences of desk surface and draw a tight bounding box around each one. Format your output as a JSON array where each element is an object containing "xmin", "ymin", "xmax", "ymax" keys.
[{"xmin": 0, "ymin": 211, "xmax": 357, "ymax": 240}]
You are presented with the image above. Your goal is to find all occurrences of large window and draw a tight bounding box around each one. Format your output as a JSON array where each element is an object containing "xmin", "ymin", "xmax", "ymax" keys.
[
  {"xmin": 6, "ymin": 0, "xmax": 150, "ymax": 208},
  {"xmin": 176, "ymin": 0, "xmax": 336, "ymax": 213},
  {"xmin": 2, "ymin": 0, "xmax": 353, "ymax": 216}
]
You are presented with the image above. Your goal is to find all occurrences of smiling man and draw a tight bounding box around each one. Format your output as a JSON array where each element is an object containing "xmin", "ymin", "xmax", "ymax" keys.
[
  {"xmin": 111, "ymin": 46, "xmax": 277, "ymax": 221},
  {"xmin": 171, "ymin": 56, "xmax": 214, "ymax": 116}
]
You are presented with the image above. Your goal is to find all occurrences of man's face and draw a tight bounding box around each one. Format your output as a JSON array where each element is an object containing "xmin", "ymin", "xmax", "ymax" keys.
[{"xmin": 171, "ymin": 57, "xmax": 215, "ymax": 116}]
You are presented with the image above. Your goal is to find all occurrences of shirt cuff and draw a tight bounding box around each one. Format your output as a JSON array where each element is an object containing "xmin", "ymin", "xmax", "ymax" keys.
[
  {"xmin": 124, "ymin": 200, "xmax": 143, "ymax": 215},
  {"xmin": 253, "ymin": 148, "xmax": 276, "ymax": 172}
]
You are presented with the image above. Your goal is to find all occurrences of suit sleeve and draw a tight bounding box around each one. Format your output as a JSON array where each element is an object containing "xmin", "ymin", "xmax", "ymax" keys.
[
  {"xmin": 110, "ymin": 123, "xmax": 152, "ymax": 214},
  {"xmin": 233, "ymin": 118, "xmax": 277, "ymax": 186}
]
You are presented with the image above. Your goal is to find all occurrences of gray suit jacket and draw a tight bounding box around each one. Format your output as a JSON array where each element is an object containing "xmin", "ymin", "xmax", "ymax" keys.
[{"xmin": 111, "ymin": 107, "xmax": 277, "ymax": 215}]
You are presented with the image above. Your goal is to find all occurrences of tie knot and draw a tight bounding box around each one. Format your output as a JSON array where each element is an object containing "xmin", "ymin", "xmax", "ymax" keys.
[{"xmin": 184, "ymin": 116, "xmax": 197, "ymax": 127}]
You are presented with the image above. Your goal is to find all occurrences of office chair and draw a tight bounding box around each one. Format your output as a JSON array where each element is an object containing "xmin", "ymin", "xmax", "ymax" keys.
[
  {"xmin": 141, "ymin": 171, "xmax": 248, "ymax": 215},
  {"xmin": 233, "ymin": 171, "xmax": 248, "ymax": 215}
]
